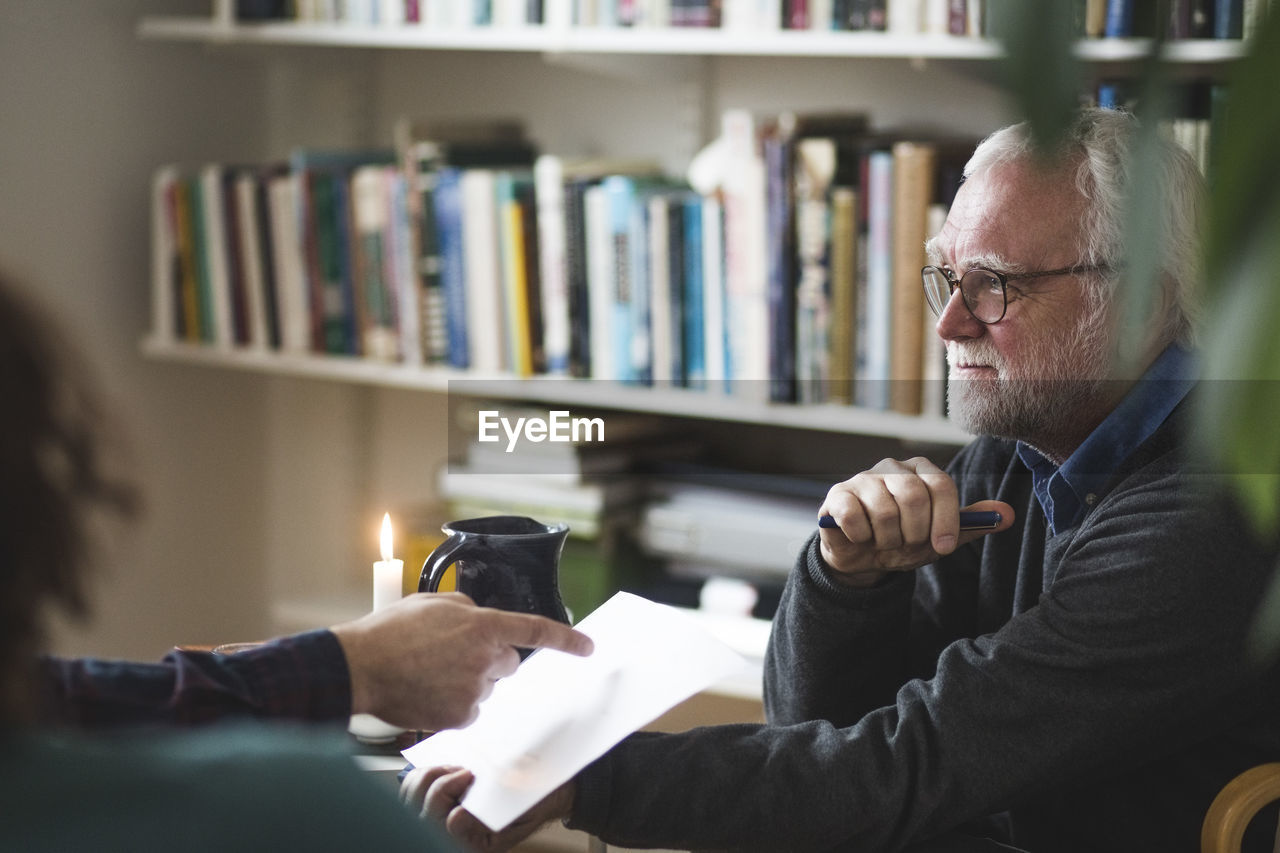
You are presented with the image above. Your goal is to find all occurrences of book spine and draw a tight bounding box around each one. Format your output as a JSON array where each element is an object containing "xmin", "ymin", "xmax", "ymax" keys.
[
  {"xmin": 793, "ymin": 137, "xmax": 836, "ymax": 405},
  {"xmin": 665, "ymin": 194, "xmax": 685, "ymax": 386},
  {"xmin": 857, "ymin": 149, "xmax": 893, "ymax": 411},
  {"xmin": 534, "ymin": 155, "xmax": 571, "ymax": 374},
  {"xmin": 516, "ymin": 180, "xmax": 545, "ymax": 374},
  {"xmin": 200, "ymin": 165, "xmax": 235, "ymax": 349},
  {"xmin": 433, "ymin": 167, "xmax": 470, "ymax": 369},
  {"xmin": 187, "ymin": 175, "xmax": 217, "ymax": 344},
  {"xmin": 682, "ymin": 192, "xmax": 706, "ymax": 388},
  {"xmin": 629, "ymin": 189, "xmax": 653, "ymax": 385},
  {"xmin": 647, "ymin": 193, "xmax": 673, "ymax": 385},
  {"xmin": 388, "ymin": 170, "xmax": 422, "ymax": 365},
  {"xmin": 221, "ymin": 170, "xmax": 251, "ymax": 346},
  {"xmin": 602, "ymin": 175, "xmax": 637, "ymax": 384},
  {"xmin": 828, "ymin": 186, "xmax": 856, "ymax": 404},
  {"xmin": 1105, "ymin": 0, "xmax": 1135, "ymax": 36},
  {"xmin": 407, "ymin": 141, "xmax": 447, "ymax": 364},
  {"xmin": 764, "ymin": 128, "xmax": 797, "ymax": 403},
  {"xmin": 233, "ymin": 171, "xmax": 270, "ymax": 350},
  {"xmin": 351, "ymin": 164, "xmax": 398, "ymax": 361},
  {"xmin": 565, "ymin": 179, "xmax": 593, "ymax": 378},
  {"xmin": 889, "ymin": 140, "xmax": 937, "ymax": 416},
  {"xmin": 701, "ymin": 195, "xmax": 728, "ymax": 391},
  {"xmin": 584, "ymin": 183, "xmax": 614, "ymax": 379},
  {"xmin": 721, "ymin": 108, "xmax": 770, "ymax": 399},
  {"xmin": 151, "ymin": 166, "xmax": 180, "ymax": 344},
  {"xmin": 496, "ymin": 172, "xmax": 534, "ymax": 376},
  {"xmin": 330, "ymin": 171, "xmax": 361, "ymax": 355},
  {"xmin": 1214, "ymin": 0, "xmax": 1243, "ymax": 36},
  {"xmin": 460, "ymin": 168, "xmax": 504, "ymax": 374}
]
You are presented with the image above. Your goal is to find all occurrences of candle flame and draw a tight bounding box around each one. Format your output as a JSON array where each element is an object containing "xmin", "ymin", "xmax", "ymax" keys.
[{"xmin": 380, "ymin": 512, "xmax": 393, "ymax": 562}]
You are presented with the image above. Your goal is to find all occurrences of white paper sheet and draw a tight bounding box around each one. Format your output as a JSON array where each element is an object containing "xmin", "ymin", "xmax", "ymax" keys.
[{"xmin": 401, "ymin": 591, "xmax": 747, "ymax": 831}]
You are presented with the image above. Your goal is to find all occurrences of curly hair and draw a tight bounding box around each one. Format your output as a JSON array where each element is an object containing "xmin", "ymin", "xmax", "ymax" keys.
[{"xmin": 0, "ymin": 271, "xmax": 140, "ymax": 725}]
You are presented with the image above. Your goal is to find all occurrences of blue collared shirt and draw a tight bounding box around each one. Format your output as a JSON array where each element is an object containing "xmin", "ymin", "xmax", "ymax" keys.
[{"xmin": 1015, "ymin": 344, "xmax": 1197, "ymax": 535}]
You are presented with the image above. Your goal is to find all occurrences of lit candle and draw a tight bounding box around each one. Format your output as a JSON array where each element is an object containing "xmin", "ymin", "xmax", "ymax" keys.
[{"xmin": 373, "ymin": 512, "xmax": 404, "ymax": 611}]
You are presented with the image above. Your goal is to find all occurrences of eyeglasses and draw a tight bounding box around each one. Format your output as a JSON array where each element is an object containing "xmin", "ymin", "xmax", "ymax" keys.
[{"xmin": 921, "ymin": 263, "xmax": 1111, "ymax": 325}]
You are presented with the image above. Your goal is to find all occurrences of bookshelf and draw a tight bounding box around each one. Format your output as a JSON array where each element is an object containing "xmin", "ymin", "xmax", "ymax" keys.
[
  {"xmin": 133, "ymin": 10, "xmax": 1243, "ymax": 439},
  {"xmin": 139, "ymin": 337, "xmax": 970, "ymax": 443},
  {"xmin": 136, "ymin": 13, "xmax": 1247, "ymax": 65}
]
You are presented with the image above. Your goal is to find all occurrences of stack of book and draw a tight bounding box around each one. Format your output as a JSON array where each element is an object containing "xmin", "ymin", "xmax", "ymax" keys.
[{"xmin": 149, "ymin": 108, "xmax": 973, "ymax": 415}]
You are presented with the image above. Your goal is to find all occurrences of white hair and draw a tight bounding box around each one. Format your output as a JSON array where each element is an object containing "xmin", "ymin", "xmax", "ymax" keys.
[{"xmin": 963, "ymin": 107, "xmax": 1206, "ymax": 347}]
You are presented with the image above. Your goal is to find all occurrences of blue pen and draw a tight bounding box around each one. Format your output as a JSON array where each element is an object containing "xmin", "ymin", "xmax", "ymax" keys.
[{"xmin": 818, "ymin": 510, "xmax": 1002, "ymax": 531}]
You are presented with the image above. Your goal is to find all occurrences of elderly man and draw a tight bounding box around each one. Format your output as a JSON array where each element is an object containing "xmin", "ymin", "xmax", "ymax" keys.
[{"xmin": 410, "ymin": 107, "xmax": 1280, "ymax": 852}]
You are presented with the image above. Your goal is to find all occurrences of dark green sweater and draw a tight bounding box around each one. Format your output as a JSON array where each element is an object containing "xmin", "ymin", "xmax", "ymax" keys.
[{"xmin": 570, "ymin": 404, "xmax": 1280, "ymax": 851}]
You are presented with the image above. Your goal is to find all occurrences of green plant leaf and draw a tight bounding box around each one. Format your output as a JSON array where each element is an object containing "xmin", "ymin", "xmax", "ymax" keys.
[{"xmin": 987, "ymin": 0, "xmax": 1082, "ymax": 154}]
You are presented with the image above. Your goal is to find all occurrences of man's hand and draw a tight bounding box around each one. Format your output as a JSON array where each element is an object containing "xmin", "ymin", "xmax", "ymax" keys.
[
  {"xmin": 818, "ymin": 457, "xmax": 1015, "ymax": 588},
  {"xmin": 401, "ymin": 765, "xmax": 576, "ymax": 852},
  {"xmin": 331, "ymin": 593, "xmax": 593, "ymax": 731}
]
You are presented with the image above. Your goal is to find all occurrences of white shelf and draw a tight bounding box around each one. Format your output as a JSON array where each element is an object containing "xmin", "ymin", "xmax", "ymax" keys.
[
  {"xmin": 137, "ymin": 16, "xmax": 1246, "ymax": 64},
  {"xmin": 140, "ymin": 337, "xmax": 972, "ymax": 445}
]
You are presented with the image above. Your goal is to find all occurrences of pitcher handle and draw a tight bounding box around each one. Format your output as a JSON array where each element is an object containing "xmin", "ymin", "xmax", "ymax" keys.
[{"xmin": 419, "ymin": 532, "xmax": 467, "ymax": 593}]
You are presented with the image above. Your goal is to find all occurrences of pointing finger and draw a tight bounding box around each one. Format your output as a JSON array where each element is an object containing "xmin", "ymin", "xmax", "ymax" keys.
[{"xmin": 488, "ymin": 611, "xmax": 594, "ymax": 657}]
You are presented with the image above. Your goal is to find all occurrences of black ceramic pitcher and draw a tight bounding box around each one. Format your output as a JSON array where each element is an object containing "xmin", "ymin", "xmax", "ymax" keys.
[{"xmin": 418, "ymin": 516, "xmax": 572, "ymax": 631}]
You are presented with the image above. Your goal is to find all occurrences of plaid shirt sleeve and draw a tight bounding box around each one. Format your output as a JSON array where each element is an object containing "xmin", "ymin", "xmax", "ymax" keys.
[{"xmin": 36, "ymin": 629, "xmax": 353, "ymax": 728}]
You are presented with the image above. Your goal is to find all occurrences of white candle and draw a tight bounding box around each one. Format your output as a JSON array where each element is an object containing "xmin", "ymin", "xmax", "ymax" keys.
[{"xmin": 372, "ymin": 512, "xmax": 404, "ymax": 611}]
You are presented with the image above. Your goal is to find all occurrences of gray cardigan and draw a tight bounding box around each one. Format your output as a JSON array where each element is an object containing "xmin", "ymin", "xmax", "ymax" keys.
[{"xmin": 568, "ymin": 403, "xmax": 1280, "ymax": 852}]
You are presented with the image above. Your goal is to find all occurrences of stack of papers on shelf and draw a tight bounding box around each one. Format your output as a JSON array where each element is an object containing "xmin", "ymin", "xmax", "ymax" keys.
[
  {"xmin": 639, "ymin": 482, "xmax": 818, "ymax": 581},
  {"xmin": 402, "ymin": 592, "xmax": 745, "ymax": 832}
]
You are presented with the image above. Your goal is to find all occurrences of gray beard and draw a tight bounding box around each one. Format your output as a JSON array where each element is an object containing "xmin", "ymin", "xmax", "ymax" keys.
[{"xmin": 947, "ymin": 376, "xmax": 1107, "ymax": 445}]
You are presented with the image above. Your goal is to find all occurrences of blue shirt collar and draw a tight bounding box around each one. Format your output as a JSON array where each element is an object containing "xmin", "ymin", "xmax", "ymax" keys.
[{"xmin": 1015, "ymin": 344, "xmax": 1197, "ymax": 534}]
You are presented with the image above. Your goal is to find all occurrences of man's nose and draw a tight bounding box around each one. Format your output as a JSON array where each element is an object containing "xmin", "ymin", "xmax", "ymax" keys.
[{"xmin": 935, "ymin": 288, "xmax": 984, "ymax": 342}]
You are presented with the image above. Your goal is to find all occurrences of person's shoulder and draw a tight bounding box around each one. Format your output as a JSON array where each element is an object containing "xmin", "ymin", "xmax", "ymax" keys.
[{"xmin": 4, "ymin": 725, "xmax": 457, "ymax": 853}]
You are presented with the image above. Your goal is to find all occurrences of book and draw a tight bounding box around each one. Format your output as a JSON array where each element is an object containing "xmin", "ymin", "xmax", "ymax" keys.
[
  {"xmin": 681, "ymin": 191, "xmax": 706, "ymax": 388},
  {"xmin": 495, "ymin": 170, "xmax": 537, "ymax": 376},
  {"xmin": 461, "ymin": 168, "xmax": 506, "ymax": 374},
  {"xmin": 1215, "ymin": 0, "xmax": 1244, "ymax": 37},
  {"xmin": 350, "ymin": 163, "xmax": 401, "ymax": 361},
  {"xmin": 793, "ymin": 137, "xmax": 837, "ymax": 405},
  {"xmin": 231, "ymin": 168, "xmax": 272, "ymax": 350},
  {"xmin": 387, "ymin": 167, "xmax": 423, "ymax": 365},
  {"xmin": 627, "ymin": 182, "xmax": 654, "ymax": 386},
  {"xmin": 647, "ymin": 192, "xmax": 674, "ymax": 385},
  {"xmin": 604, "ymin": 175, "xmax": 641, "ymax": 383},
  {"xmin": 200, "ymin": 164, "xmax": 236, "ymax": 349},
  {"xmin": 583, "ymin": 182, "xmax": 613, "ymax": 380},
  {"xmin": 763, "ymin": 119, "xmax": 798, "ymax": 403},
  {"xmin": 720, "ymin": 108, "xmax": 770, "ymax": 399},
  {"xmin": 857, "ymin": 147, "xmax": 893, "ymax": 411},
  {"xmin": 150, "ymin": 165, "xmax": 180, "ymax": 344},
  {"xmin": 400, "ymin": 136, "xmax": 447, "ymax": 365},
  {"xmin": 828, "ymin": 185, "xmax": 857, "ymax": 404},
  {"xmin": 701, "ymin": 195, "xmax": 729, "ymax": 392},
  {"xmin": 889, "ymin": 139, "xmax": 937, "ymax": 416},
  {"xmin": 219, "ymin": 167, "xmax": 252, "ymax": 347},
  {"xmin": 434, "ymin": 166, "xmax": 470, "ymax": 368},
  {"xmin": 186, "ymin": 173, "xmax": 215, "ymax": 343},
  {"xmin": 266, "ymin": 171, "xmax": 311, "ymax": 354},
  {"xmin": 534, "ymin": 154, "xmax": 572, "ymax": 374}
]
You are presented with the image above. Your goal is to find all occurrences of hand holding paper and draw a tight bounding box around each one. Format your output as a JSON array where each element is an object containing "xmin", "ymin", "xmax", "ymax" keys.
[{"xmin": 402, "ymin": 592, "xmax": 746, "ymax": 832}]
